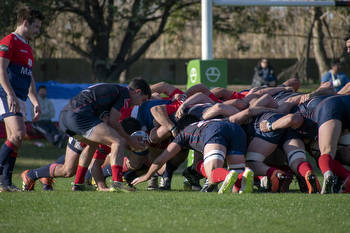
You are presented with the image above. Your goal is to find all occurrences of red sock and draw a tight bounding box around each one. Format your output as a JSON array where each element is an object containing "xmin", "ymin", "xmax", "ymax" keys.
[
  {"xmin": 111, "ymin": 165, "xmax": 123, "ymax": 182},
  {"xmin": 209, "ymin": 93, "xmax": 222, "ymax": 103},
  {"xmin": 195, "ymin": 160, "xmax": 207, "ymax": 178},
  {"xmin": 318, "ymin": 154, "xmax": 334, "ymax": 174},
  {"xmin": 266, "ymin": 167, "xmax": 276, "ymax": 178},
  {"xmin": 74, "ymin": 166, "xmax": 88, "ymax": 184},
  {"xmin": 333, "ymin": 160, "xmax": 350, "ymax": 179},
  {"xmin": 297, "ymin": 161, "xmax": 313, "ymax": 177}
]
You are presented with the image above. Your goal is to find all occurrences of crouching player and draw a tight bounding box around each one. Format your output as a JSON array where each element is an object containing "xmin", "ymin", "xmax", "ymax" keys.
[{"xmin": 132, "ymin": 116, "xmax": 254, "ymax": 194}]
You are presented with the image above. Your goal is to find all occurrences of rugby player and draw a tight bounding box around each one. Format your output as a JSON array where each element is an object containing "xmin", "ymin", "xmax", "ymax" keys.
[{"xmin": 0, "ymin": 6, "xmax": 44, "ymax": 192}]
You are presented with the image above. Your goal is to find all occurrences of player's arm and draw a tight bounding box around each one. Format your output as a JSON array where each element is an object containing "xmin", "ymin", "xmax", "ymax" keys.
[
  {"xmin": 202, "ymin": 103, "xmax": 239, "ymax": 120},
  {"xmin": 150, "ymin": 82, "xmax": 181, "ymax": 97},
  {"xmin": 28, "ymin": 77, "xmax": 41, "ymax": 121},
  {"xmin": 175, "ymin": 92, "xmax": 215, "ymax": 119},
  {"xmin": 259, "ymin": 113, "xmax": 304, "ymax": 132},
  {"xmin": 185, "ymin": 83, "xmax": 211, "ymax": 97},
  {"xmin": 131, "ymin": 142, "xmax": 182, "ymax": 185},
  {"xmin": 109, "ymin": 107, "xmax": 144, "ymax": 150},
  {"xmin": 0, "ymin": 57, "xmax": 19, "ymax": 113},
  {"xmin": 151, "ymin": 104, "xmax": 176, "ymax": 135},
  {"xmin": 228, "ymin": 106, "xmax": 278, "ymax": 125}
]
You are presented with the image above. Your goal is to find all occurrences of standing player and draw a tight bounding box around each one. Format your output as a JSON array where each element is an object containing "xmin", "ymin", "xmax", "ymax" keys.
[{"xmin": 0, "ymin": 6, "xmax": 44, "ymax": 192}]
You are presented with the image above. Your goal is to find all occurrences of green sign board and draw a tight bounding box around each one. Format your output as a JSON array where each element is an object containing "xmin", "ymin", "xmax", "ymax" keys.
[{"xmin": 186, "ymin": 59, "xmax": 227, "ymax": 89}]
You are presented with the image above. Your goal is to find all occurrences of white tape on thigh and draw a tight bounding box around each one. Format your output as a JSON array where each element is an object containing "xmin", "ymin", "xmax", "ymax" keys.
[
  {"xmin": 203, "ymin": 150, "xmax": 225, "ymax": 164},
  {"xmin": 245, "ymin": 152, "xmax": 265, "ymax": 162},
  {"xmin": 287, "ymin": 149, "xmax": 306, "ymax": 165}
]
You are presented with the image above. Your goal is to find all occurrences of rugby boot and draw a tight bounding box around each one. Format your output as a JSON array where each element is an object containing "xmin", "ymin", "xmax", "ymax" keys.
[
  {"xmin": 279, "ymin": 170, "xmax": 294, "ymax": 193},
  {"xmin": 21, "ymin": 170, "xmax": 35, "ymax": 191},
  {"xmin": 200, "ymin": 181, "xmax": 218, "ymax": 192},
  {"xmin": 305, "ymin": 171, "xmax": 321, "ymax": 194},
  {"xmin": 218, "ymin": 170, "xmax": 238, "ymax": 194},
  {"xmin": 296, "ymin": 173, "xmax": 308, "ymax": 193},
  {"xmin": 6, "ymin": 184, "xmax": 21, "ymax": 192},
  {"xmin": 39, "ymin": 177, "xmax": 55, "ymax": 191},
  {"xmin": 321, "ymin": 170, "xmax": 336, "ymax": 194},
  {"xmin": 147, "ymin": 175, "xmax": 158, "ymax": 191},
  {"xmin": 159, "ymin": 177, "xmax": 171, "ymax": 190},
  {"xmin": 182, "ymin": 167, "xmax": 202, "ymax": 191},
  {"xmin": 72, "ymin": 183, "xmax": 96, "ymax": 191},
  {"xmin": 239, "ymin": 168, "xmax": 254, "ymax": 194},
  {"xmin": 110, "ymin": 181, "xmax": 135, "ymax": 192},
  {"xmin": 268, "ymin": 169, "xmax": 286, "ymax": 193},
  {"xmin": 339, "ymin": 175, "xmax": 350, "ymax": 194}
]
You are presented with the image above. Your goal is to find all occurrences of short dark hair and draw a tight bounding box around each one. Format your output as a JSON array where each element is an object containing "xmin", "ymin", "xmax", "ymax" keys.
[
  {"xmin": 176, "ymin": 114, "xmax": 199, "ymax": 131},
  {"xmin": 344, "ymin": 34, "xmax": 350, "ymax": 42},
  {"xmin": 38, "ymin": 85, "xmax": 46, "ymax": 91},
  {"xmin": 330, "ymin": 58, "xmax": 341, "ymax": 67},
  {"xmin": 121, "ymin": 117, "xmax": 141, "ymax": 135},
  {"xmin": 129, "ymin": 77, "xmax": 151, "ymax": 98},
  {"xmin": 17, "ymin": 5, "xmax": 44, "ymax": 25}
]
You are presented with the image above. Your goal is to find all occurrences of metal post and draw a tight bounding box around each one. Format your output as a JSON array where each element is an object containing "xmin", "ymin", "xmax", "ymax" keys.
[{"xmin": 202, "ymin": 0, "xmax": 213, "ymax": 60}]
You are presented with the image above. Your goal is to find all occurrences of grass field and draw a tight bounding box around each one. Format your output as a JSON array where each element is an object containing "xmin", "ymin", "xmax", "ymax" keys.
[{"xmin": 1, "ymin": 139, "xmax": 350, "ymax": 233}]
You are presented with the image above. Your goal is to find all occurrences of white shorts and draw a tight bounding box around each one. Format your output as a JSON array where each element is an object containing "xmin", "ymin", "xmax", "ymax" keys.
[{"xmin": 0, "ymin": 94, "xmax": 27, "ymax": 120}]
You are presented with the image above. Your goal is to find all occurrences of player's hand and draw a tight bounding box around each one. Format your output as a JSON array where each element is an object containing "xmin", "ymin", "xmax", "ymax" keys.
[
  {"xmin": 175, "ymin": 104, "xmax": 186, "ymax": 119},
  {"xmin": 131, "ymin": 175, "xmax": 150, "ymax": 186},
  {"xmin": 7, "ymin": 95, "xmax": 20, "ymax": 113},
  {"xmin": 32, "ymin": 104, "xmax": 42, "ymax": 121}
]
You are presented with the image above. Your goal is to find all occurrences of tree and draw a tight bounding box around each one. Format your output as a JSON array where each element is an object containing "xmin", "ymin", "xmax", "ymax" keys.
[{"xmin": 48, "ymin": 0, "xmax": 199, "ymax": 82}]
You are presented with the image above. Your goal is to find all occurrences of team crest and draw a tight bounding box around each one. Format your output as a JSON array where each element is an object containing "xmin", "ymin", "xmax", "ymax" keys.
[
  {"xmin": 0, "ymin": 44, "xmax": 8, "ymax": 52},
  {"xmin": 28, "ymin": 58, "xmax": 32, "ymax": 67}
]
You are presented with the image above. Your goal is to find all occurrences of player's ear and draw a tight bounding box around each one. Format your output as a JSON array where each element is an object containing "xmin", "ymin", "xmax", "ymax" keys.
[{"xmin": 135, "ymin": 88, "xmax": 142, "ymax": 95}]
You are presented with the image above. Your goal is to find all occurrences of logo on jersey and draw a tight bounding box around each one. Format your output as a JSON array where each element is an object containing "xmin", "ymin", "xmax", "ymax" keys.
[
  {"xmin": 28, "ymin": 58, "xmax": 32, "ymax": 67},
  {"xmin": 0, "ymin": 44, "xmax": 9, "ymax": 52},
  {"xmin": 21, "ymin": 67, "xmax": 32, "ymax": 77},
  {"xmin": 20, "ymin": 49, "xmax": 28, "ymax": 53}
]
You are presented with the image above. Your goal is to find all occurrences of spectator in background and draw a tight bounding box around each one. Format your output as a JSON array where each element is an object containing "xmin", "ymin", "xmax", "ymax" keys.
[
  {"xmin": 321, "ymin": 59, "xmax": 349, "ymax": 92},
  {"xmin": 32, "ymin": 85, "xmax": 65, "ymax": 148},
  {"xmin": 251, "ymin": 58, "xmax": 277, "ymax": 88}
]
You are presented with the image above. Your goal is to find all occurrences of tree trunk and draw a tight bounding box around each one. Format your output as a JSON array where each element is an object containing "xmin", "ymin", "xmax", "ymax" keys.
[{"xmin": 312, "ymin": 7, "xmax": 329, "ymax": 80}]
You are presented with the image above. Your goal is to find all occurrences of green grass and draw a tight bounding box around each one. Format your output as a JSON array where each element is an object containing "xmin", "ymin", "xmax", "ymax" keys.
[{"xmin": 1, "ymin": 140, "xmax": 350, "ymax": 233}]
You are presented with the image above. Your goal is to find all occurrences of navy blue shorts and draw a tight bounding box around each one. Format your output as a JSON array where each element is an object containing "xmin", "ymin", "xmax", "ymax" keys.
[
  {"xmin": 254, "ymin": 112, "xmax": 300, "ymax": 145},
  {"xmin": 203, "ymin": 121, "xmax": 246, "ymax": 155},
  {"xmin": 59, "ymin": 105, "xmax": 103, "ymax": 138},
  {"xmin": 315, "ymin": 95, "xmax": 350, "ymax": 129}
]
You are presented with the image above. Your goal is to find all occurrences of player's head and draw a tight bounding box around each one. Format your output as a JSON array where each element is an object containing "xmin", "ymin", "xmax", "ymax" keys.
[
  {"xmin": 129, "ymin": 77, "xmax": 151, "ymax": 106},
  {"xmin": 17, "ymin": 5, "xmax": 44, "ymax": 40},
  {"xmin": 121, "ymin": 117, "xmax": 141, "ymax": 135},
  {"xmin": 38, "ymin": 85, "xmax": 47, "ymax": 98},
  {"xmin": 330, "ymin": 59, "xmax": 341, "ymax": 73},
  {"xmin": 176, "ymin": 114, "xmax": 199, "ymax": 131}
]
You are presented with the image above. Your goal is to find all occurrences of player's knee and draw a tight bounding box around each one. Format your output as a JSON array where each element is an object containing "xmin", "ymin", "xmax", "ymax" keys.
[
  {"xmin": 203, "ymin": 150, "xmax": 225, "ymax": 165},
  {"xmin": 9, "ymin": 130, "xmax": 25, "ymax": 145},
  {"xmin": 63, "ymin": 168, "xmax": 75, "ymax": 177}
]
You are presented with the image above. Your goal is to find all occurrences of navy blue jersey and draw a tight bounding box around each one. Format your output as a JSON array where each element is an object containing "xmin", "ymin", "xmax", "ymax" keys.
[
  {"xmin": 173, "ymin": 119, "xmax": 246, "ymax": 155},
  {"xmin": 272, "ymin": 90, "xmax": 301, "ymax": 105},
  {"xmin": 63, "ymin": 83, "xmax": 130, "ymax": 118},
  {"xmin": 185, "ymin": 103, "xmax": 213, "ymax": 120},
  {"xmin": 136, "ymin": 99, "xmax": 172, "ymax": 131}
]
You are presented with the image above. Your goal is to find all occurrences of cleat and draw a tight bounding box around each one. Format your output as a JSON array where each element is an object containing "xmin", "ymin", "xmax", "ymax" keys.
[
  {"xmin": 0, "ymin": 183, "xmax": 9, "ymax": 192},
  {"xmin": 159, "ymin": 177, "xmax": 171, "ymax": 190},
  {"xmin": 72, "ymin": 183, "xmax": 96, "ymax": 191},
  {"xmin": 296, "ymin": 174, "xmax": 308, "ymax": 193},
  {"xmin": 218, "ymin": 170, "xmax": 238, "ymax": 194},
  {"xmin": 147, "ymin": 176, "xmax": 159, "ymax": 191},
  {"xmin": 268, "ymin": 170, "xmax": 285, "ymax": 193},
  {"xmin": 182, "ymin": 167, "xmax": 202, "ymax": 191},
  {"xmin": 321, "ymin": 171, "xmax": 336, "ymax": 194},
  {"xmin": 279, "ymin": 172, "xmax": 294, "ymax": 193},
  {"xmin": 39, "ymin": 178, "xmax": 55, "ymax": 191},
  {"xmin": 110, "ymin": 181, "xmax": 135, "ymax": 193},
  {"xmin": 239, "ymin": 168, "xmax": 254, "ymax": 194},
  {"xmin": 257, "ymin": 176, "xmax": 269, "ymax": 193},
  {"xmin": 305, "ymin": 171, "xmax": 321, "ymax": 194},
  {"xmin": 200, "ymin": 182, "xmax": 218, "ymax": 192},
  {"xmin": 339, "ymin": 175, "xmax": 350, "ymax": 194},
  {"xmin": 6, "ymin": 185, "xmax": 22, "ymax": 192},
  {"xmin": 21, "ymin": 170, "xmax": 36, "ymax": 191}
]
